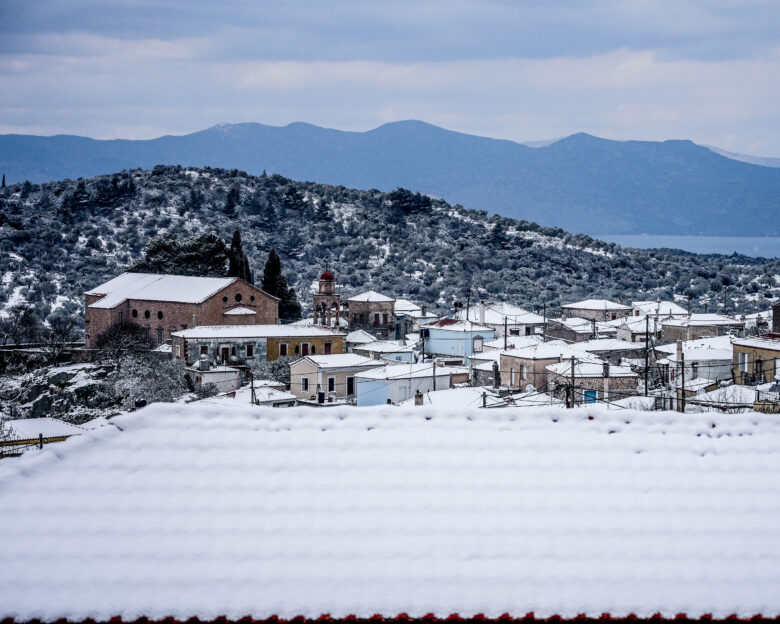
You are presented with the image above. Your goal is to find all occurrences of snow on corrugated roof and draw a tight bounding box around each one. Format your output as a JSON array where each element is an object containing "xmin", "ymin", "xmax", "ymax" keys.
[
  {"xmin": 561, "ymin": 298, "xmax": 630, "ymax": 311},
  {"xmin": 347, "ymin": 289, "xmax": 394, "ymax": 303},
  {"xmin": 345, "ymin": 329, "xmax": 377, "ymax": 344},
  {"xmin": 353, "ymin": 340, "xmax": 415, "ymax": 353},
  {"xmin": 299, "ymin": 354, "xmax": 384, "ymax": 369},
  {"xmin": 223, "ymin": 306, "xmax": 256, "ymax": 316},
  {"xmin": 6, "ymin": 417, "xmax": 84, "ymax": 441},
  {"xmin": 2, "ymin": 402, "xmax": 779, "ymax": 619},
  {"xmin": 546, "ymin": 360, "xmax": 637, "ymax": 378},
  {"xmin": 172, "ymin": 324, "xmax": 341, "ymax": 339},
  {"xmin": 86, "ymin": 273, "xmax": 241, "ymax": 309},
  {"xmin": 354, "ymin": 362, "xmax": 454, "ymax": 380}
]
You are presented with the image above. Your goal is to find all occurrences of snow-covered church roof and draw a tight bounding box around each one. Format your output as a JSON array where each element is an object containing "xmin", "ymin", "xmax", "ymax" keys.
[{"xmin": 1, "ymin": 403, "xmax": 779, "ymax": 620}]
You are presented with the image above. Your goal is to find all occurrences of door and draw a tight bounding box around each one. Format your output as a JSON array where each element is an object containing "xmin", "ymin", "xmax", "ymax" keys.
[
  {"xmin": 221, "ymin": 347, "xmax": 229, "ymax": 363},
  {"xmin": 584, "ymin": 390, "xmax": 597, "ymax": 404},
  {"xmin": 347, "ymin": 377, "xmax": 354, "ymax": 396},
  {"xmin": 301, "ymin": 343, "xmax": 309, "ymax": 356}
]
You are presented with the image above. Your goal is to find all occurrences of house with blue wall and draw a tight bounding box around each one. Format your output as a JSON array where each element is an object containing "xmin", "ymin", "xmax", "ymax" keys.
[
  {"xmin": 354, "ymin": 363, "xmax": 454, "ymax": 406},
  {"xmin": 423, "ymin": 319, "xmax": 496, "ymax": 363}
]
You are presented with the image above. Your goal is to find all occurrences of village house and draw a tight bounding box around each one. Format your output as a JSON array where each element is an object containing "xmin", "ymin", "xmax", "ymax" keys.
[
  {"xmin": 499, "ymin": 340, "xmax": 599, "ymax": 391},
  {"xmin": 352, "ymin": 339, "xmax": 416, "ymax": 363},
  {"xmin": 546, "ymin": 360, "xmax": 638, "ymax": 405},
  {"xmin": 344, "ymin": 329, "xmax": 378, "ymax": 352},
  {"xmin": 345, "ymin": 290, "xmax": 396, "ymax": 337},
  {"xmin": 454, "ymin": 301, "xmax": 545, "ymax": 338},
  {"xmin": 289, "ymin": 353, "xmax": 385, "ymax": 402},
  {"xmin": 84, "ymin": 273, "xmax": 279, "ymax": 348},
  {"xmin": 185, "ymin": 360, "xmax": 242, "ymax": 394},
  {"xmin": 655, "ymin": 336, "xmax": 734, "ymax": 391},
  {"xmin": 576, "ymin": 338, "xmax": 646, "ymax": 365},
  {"xmin": 423, "ymin": 318, "xmax": 496, "ymax": 361},
  {"xmin": 614, "ymin": 316, "xmax": 662, "ymax": 343},
  {"xmin": 170, "ymin": 324, "xmax": 344, "ymax": 365},
  {"xmin": 661, "ymin": 313, "xmax": 744, "ymax": 341},
  {"xmin": 354, "ymin": 362, "xmax": 457, "ymax": 406},
  {"xmin": 631, "ymin": 299, "xmax": 689, "ymax": 320},
  {"xmin": 561, "ymin": 298, "xmax": 632, "ymax": 322},
  {"xmin": 732, "ymin": 334, "xmax": 780, "ymax": 385},
  {"xmin": 774, "ymin": 301, "xmax": 780, "ymax": 333},
  {"xmin": 545, "ymin": 317, "xmax": 596, "ymax": 342},
  {"xmin": 393, "ymin": 299, "xmax": 435, "ymax": 338}
]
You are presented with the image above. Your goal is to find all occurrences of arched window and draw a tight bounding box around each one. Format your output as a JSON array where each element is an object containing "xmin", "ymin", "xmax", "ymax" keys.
[
  {"xmin": 144, "ymin": 310, "xmax": 151, "ymax": 319},
  {"xmin": 132, "ymin": 309, "xmax": 138, "ymax": 318},
  {"xmin": 157, "ymin": 311, "xmax": 163, "ymax": 320}
]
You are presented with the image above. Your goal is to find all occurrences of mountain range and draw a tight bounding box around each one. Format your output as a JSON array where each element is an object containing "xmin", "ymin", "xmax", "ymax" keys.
[{"xmin": 1, "ymin": 121, "xmax": 779, "ymax": 236}]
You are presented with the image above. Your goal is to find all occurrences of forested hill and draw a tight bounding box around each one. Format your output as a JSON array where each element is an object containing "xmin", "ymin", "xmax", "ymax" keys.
[
  {"xmin": 0, "ymin": 166, "xmax": 777, "ymax": 333},
  {"xmin": 2, "ymin": 121, "xmax": 780, "ymax": 236}
]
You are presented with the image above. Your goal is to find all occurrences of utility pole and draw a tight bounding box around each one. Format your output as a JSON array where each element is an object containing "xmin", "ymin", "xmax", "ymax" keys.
[
  {"xmin": 465, "ymin": 289, "xmax": 471, "ymax": 322},
  {"xmin": 568, "ymin": 355, "xmax": 576, "ymax": 408},
  {"xmin": 723, "ymin": 286, "xmax": 728, "ymax": 314},
  {"xmin": 679, "ymin": 352, "xmax": 686, "ymax": 413},
  {"xmin": 543, "ymin": 303, "xmax": 547, "ymax": 343},
  {"xmin": 603, "ymin": 361, "xmax": 610, "ymax": 409},
  {"xmin": 432, "ymin": 360, "xmax": 436, "ymax": 391},
  {"xmin": 644, "ymin": 315, "xmax": 649, "ymax": 397},
  {"xmin": 504, "ymin": 316, "xmax": 508, "ymax": 350}
]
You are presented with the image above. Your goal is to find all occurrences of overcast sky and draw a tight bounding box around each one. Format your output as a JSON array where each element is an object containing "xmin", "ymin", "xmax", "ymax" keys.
[{"xmin": 1, "ymin": 0, "xmax": 779, "ymax": 155}]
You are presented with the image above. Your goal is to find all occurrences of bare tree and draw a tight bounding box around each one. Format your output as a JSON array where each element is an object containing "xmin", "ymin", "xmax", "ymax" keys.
[
  {"xmin": 42, "ymin": 315, "xmax": 78, "ymax": 363},
  {"xmin": 94, "ymin": 322, "xmax": 153, "ymax": 371}
]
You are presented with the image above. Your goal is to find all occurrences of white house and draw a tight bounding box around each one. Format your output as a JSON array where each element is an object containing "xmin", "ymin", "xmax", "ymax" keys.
[
  {"xmin": 354, "ymin": 362, "xmax": 455, "ymax": 406},
  {"xmin": 454, "ymin": 301, "xmax": 545, "ymax": 338}
]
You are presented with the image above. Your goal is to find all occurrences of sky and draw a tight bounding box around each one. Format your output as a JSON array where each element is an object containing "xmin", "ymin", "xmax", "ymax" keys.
[{"xmin": 1, "ymin": 0, "xmax": 779, "ymax": 156}]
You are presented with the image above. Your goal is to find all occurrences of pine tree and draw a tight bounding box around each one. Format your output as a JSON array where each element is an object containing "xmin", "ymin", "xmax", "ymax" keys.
[
  {"xmin": 261, "ymin": 248, "xmax": 301, "ymax": 321},
  {"xmin": 224, "ymin": 186, "xmax": 240, "ymax": 217}
]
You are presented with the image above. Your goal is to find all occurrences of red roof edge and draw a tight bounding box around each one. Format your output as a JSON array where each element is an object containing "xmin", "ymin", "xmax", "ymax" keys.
[{"xmin": 1, "ymin": 615, "xmax": 774, "ymax": 624}]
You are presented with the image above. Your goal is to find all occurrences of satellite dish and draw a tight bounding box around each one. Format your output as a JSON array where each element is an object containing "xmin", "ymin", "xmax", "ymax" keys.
[{"xmin": 525, "ymin": 384, "xmax": 535, "ymax": 393}]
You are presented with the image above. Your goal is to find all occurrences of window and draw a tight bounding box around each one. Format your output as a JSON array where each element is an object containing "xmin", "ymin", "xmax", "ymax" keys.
[
  {"xmin": 691, "ymin": 363, "xmax": 698, "ymax": 378},
  {"xmin": 328, "ymin": 377, "xmax": 335, "ymax": 392},
  {"xmin": 347, "ymin": 377, "xmax": 354, "ymax": 395},
  {"xmin": 739, "ymin": 352, "xmax": 749, "ymax": 372},
  {"xmin": 383, "ymin": 313, "xmax": 388, "ymax": 325},
  {"xmin": 157, "ymin": 311, "xmax": 163, "ymax": 320},
  {"xmin": 250, "ymin": 295, "xmax": 255, "ymax": 302},
  {"xmin": 156, "ymin": 328, "xmax": 163, "ymax": 344},
  {"xmin": 525, "ymin": 327, "xmax": 532, "ymax": 336},
  {"xmin": 473, "ymin": 336, "xmax": 484, "ymax": 353},
  {"xmin": 144, "ymin": 310, "xmax": 151, "ymax": 319},
  {"xmin": 301, "ymin": 377, "xmax": 309, "ymax": 392},
  {"xmin": 510, "ymin": 368, "xmax": 515, "ymax": 386},
  {"xmin": 231, "ymin": 346, "xmax": 237, "ymax": 356},
  {"xmin": 294, "ymin": 345, "xmax": 300, "ymax": 355},
  {"xmin": 132, "ymin": 309, "xmax": 138, "ymax": 318},
  {"xmin": 324, "ymin": 342, "xmax": 332, "ymax": 355},
  {"xmin": 279, "ymin": 343, "xmax": 288, "ymax": 357},
  {"xmin": 311, "ymin": 345, "xmax": 316, "ymax": 354},
  {"xmin": 222, "ymin": 296, "xmax": 228, "ymax": 303},
  {"xmin": 143, "ymin": 327, "xmax": 150, "ymax": 340},
  {"xmin": 200, "ymin": 345, "xmax": 208, "ymax": 355},
  {"xmin": 246, "ymin": 344, "xmax": 254, "ymax": 358},
  {"xmin": 611, "ymin": 313, "xmax": 617, "ymax": 320},
  {"xmin": 373, "ymin": 313, "xmax": 379, "ymax": 326},
  {"xmin": 174, "ymin": 345, "xmax": 180, "ymax": 358},
  {"xmin": 118, "ymin": 311, "xmax": 123, "ymax": 324},
  {"xmin": 235, "ymin": 293, "xmax": 242, "ymax": 302},
  {"xmin": 584, "ymin": 390, "xmax": 597, "ymax": 404},
  {"xmin": 301, "ymin": 343, "xmax": 309, "ymax": 356}
]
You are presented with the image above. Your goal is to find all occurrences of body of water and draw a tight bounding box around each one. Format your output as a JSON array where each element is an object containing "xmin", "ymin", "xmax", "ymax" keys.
[{"xmin": 594, "ymin": 235, "xmax": 780, "ymax": 258}]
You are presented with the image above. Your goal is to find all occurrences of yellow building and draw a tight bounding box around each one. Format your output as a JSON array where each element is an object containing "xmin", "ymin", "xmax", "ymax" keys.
[
  {"xmin": 171, "ymin": 324, "xmax": 345, "ymax": 365},
  {"xmin": 732, "ymin": 335, "xmax": 780, "ymax": 385}
]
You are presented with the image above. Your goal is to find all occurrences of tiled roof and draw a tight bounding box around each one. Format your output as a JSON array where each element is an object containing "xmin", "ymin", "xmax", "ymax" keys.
[{"xmin": 1, "ymin": 403, "xmax": 778, "ymax": 619}]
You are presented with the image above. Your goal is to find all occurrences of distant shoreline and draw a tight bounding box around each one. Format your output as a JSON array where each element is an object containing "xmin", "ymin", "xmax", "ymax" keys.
[{"xmin": 593, "ymin": 235, "xmax": 780, "ymax": 258}]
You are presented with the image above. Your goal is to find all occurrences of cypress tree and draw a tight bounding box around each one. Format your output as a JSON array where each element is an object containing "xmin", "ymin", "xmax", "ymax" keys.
[
  {"xmin": 262, "ymin": 248, "xmax": 301, "ymax": 321},
  {"xmin": 228, "ymin": 229, "xmax": 252, "ymax": 284},
  {"xmin": 1, "ymin": 173, "xmax": 5, "ymax": 188}
]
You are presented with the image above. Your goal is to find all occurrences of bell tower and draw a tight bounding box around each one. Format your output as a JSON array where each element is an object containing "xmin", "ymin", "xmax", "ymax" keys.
[{"xmin": 313, "ymin": 262, "xmax": 341, "ymax": 327}]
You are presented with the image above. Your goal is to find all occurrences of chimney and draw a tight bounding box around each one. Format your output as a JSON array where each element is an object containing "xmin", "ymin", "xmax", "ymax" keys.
[
  {"xmin": 479, "ymin": 302, "xmax": 486, "ymax": 325},
  {"xmin": 414, "ymin": 390, "xmax": 424, "ymax": 406},
  {"xmin": 422, "ymin": 304, "xmax": 427, "ymax": 317},
  {"xmin": 676, "ymin": 339, "xmax": 683, "ymax": 362},
  {"xmin": 192, "ymin": 314, "xmax": 198, "ymax": 328}
]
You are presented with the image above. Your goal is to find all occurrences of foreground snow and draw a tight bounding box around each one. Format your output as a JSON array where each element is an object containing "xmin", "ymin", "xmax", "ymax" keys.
[{"xmin": 1, "ymin": 403, "xmax": 779, "ymax": 620}]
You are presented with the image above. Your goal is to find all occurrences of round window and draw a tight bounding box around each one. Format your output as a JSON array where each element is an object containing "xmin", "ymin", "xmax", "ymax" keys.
[
  {"xmin": 132, "ymin": 309, "xmax": 138, "ymax": 318},
  {"xmin": 250, "ymin": 295, "xmax": 255, "ymax": 302},
  {"xmin": 235, "ymin": 293, "xmax": 243, "ymax": 302},
  {"xmin": 222, "ymin": 296, "xmax": 228, "ymax": 303},
  {"xmin": 144, "ymin": 310, "xmax": 150, "ymax": 319},
  {"xmin": 157, "ymin": 311, "xmax": 163, "ymax": 320}
]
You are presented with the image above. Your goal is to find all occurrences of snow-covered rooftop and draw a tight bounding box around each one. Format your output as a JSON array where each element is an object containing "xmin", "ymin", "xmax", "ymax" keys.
[
  {"xmin": 2, "ymin": 402, "xmax": 779, "ymax": 619},
  {"xmin": 354, "ymin": 362, "xmax": 455, "ymax": 380},
  {"xmin": 577, "ymin": 338, "xmax": 645, "ymax": 353},
  {"xmin": 353, "ymin": 340, "xmax": 415, "ymax": 353},
  {"xmin": 297, "ymin": 354, "xmax": 384, "ymax": 369},
  {"xmin": 399, "ymin": 386, "xmax": 502, "ymax": 408},
  {"xmin": 732, "ymin": 334, "xmax": 780, "ymax": 351},
  {"xmin": 632, "ymin": 300, "xmax": 689, "ymax": 316},
  {"xmin": 427, "ymin": 318, "xmax": 494, "ymax": 333},
  {"xmin": 5, "ymin": 417, "xmax": 84, "ymax": 441},
  {"xmin": 223, "ymin": 306, "xmax": 256, "ymax": 316},
  {"xmin": 454, "ymin": 302, "xmax": 544, "ymax": 326},
  {"xmin": 172, "ymin": 324, "xmax": 341, "ymax": 340},
  {"xmin": 561, "ymin": 298, "xmax": 631, "ymax": 311},
  {"xmin": 393, "ymin": 298, "xmax": 422, "ymax": 314},
  {"xmin": 345, "ymin": 329, "xmax": 377, "ymax": 344},
  {"xmin": 546, "ymin": 360, "xmax": 638, "ymax": 378},
  {"xmin": 502, "ymin": 340, "xmax": 599, "ymax": 362},
  {"xmin": 661, "ymin": 313, "xmax": 744, "ymax": 328},
  {"xmin": 347, "ymin": 290, "xmax": 394, "ymax": 303},
  {"xmin": 484, "ymin": 335, "xmax": 543, "ymax": 351},
  {"xmin": 86, "ymin": 273, "xmax": 247, "ymax": 309}
]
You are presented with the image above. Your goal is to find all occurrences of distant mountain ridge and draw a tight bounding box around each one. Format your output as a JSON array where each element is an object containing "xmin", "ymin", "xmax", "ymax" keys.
[{"xmin": 2, "ymin": 120, "xmax": 779, "ymax": 236}]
